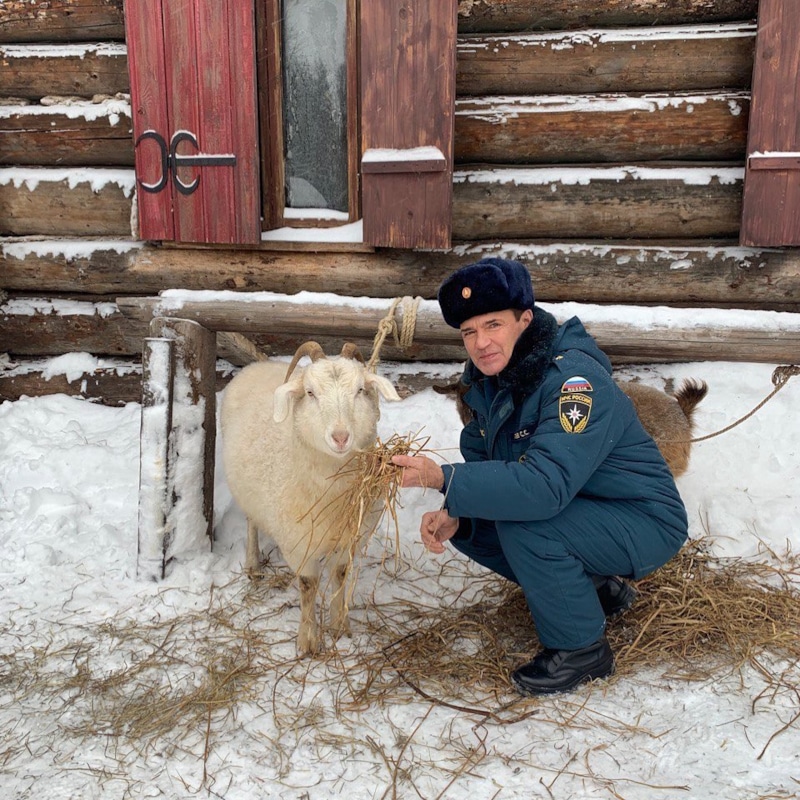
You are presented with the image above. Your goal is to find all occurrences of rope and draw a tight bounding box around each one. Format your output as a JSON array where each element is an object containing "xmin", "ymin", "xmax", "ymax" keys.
[
  {"xmin": 367, "ymin": 295, "xmax": 423, "ymax": 372},
  {"xmin": 687, "ymin": 364, "xmax": 799, "ymax": 444}
]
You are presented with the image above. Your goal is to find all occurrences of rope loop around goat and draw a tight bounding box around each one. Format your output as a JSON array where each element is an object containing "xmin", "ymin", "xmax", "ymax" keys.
[
  {"xmin": 689, "ymin": 364, "xmax": 798, "ymax": 443},
  {"xmin": 367, "ymin": 296, "xmax": 423, "ymax": 372}
]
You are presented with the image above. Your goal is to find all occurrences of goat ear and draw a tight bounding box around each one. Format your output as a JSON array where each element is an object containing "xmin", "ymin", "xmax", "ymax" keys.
[
  {"xmin": 273, "ymin": 379, "xmax": 303, "ymax": 422},
  {"xmin": 365, "ymin": 373, "xmax": 401, "ymax": 402}
]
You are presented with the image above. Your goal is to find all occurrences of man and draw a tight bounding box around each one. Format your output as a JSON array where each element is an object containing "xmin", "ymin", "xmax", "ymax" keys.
[{"xmin": 392, "ymin": 257, "xmax": 688, "ymax": 696}]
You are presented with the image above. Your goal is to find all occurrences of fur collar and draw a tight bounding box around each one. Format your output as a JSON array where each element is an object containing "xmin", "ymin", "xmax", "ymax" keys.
[{"xmin": 465, "ymin": 308, "xmax": 559, "ymax": 398}]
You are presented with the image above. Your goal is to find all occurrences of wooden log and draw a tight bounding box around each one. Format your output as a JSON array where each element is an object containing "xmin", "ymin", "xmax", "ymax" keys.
[
  {"xmin": 4, "ymin": 238, "xmax": 800, "ymax": 311},
  {"xmin": 452, "ymin": 166, "xmax": 743, "ymax": 239},
  {"xmin": 0, "ymin": 0, "xmax": 125, "ymax": 43},
  {"xmin": 457, "ymin": 0, "xmax": 758, "ymax": 33},
  {"xmin": 2, "ymin": 23, "xmax": 755, "ymax": 105},
  {"xmin": 115, "ymin": 292, "xmax": 800, "ymax": 365},
  {"xmin": 0, "ymin": 100, "xmax": 134, "ymax": 167},
  {"xmin": 0, "ymin": 165, "xmax": 744, "ymax": 240},
  {"xmin": 0, "ymin": 0, "xmax": 755, "ymax": 43},
  {"xmin": 0, "ymin": 43, "xmax": 129, "ymax": 100},
  {"xmin": 0, "ymin": 168, "xmax": 134, "ymax": 236},
  {"xmin": 0, "ymin": 363, "xmax": 236, "ymax": 405},
  {"xmin": 456, "ymin": 25, "xmax": 756, "ymax": 96},
  {"xmin": 455, "ymin": 93, "xmax": 749, "ymax": 165},
  {"xmin": 0, "ymin": 295, "xmax": 146, "ymax": 355},
  {"xmin": 3, "ymin": 90, "xmax": 748, "ymax": 170}
]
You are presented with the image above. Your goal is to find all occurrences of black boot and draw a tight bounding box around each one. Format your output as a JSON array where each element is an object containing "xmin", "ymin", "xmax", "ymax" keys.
[
  {"xmin": 594, "ymin": 576, "xmax": 637, "ymax": 618},
  {"xmin": 511, "ymin": 637, "xmax": 615, "ymax": 696}
]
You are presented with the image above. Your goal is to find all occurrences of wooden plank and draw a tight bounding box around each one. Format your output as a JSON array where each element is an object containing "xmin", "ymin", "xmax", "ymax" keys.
[
  {"xmin": 4, "ymin": 239, "xmax": 800, "ymax": 310},
  {"xmin": 456, "ymin": 25, "xmax": 756, "ymax": 96},
  {"xmin": 457, "ymin": 0, "xmax": 758, "ymax": 33},
  {"xmin": 455, "ymin": 93, "xmax": 749, "ymax": 165},
  {"xmin": 123, "ymin": 0, "xmax": 173, "ymax": 240},
  {"xmin": 137, "ymin": 336, "xmax": 175, "ymax": 581},
  {"xmin": 0, "ymin": 168, "xmax": 133, "ymax": 236},
  {"xmin": 0, "ymin": 44, "xmax": 129, "ymax": 100},
  {"xmin": 116, "ymin": 293, "xmax": 800, "ymax": 365},
  {"xmin": 150, "ymin": 317, "xmax": 217, "ymax": 548},
  {"xmin": 136, "ymin": 319, "xmax": 216, "ymax": 581},
  {"xmin": 452, "ymin": 166, "xmax": 743, "ymax": 240},
  {"xmin": 126, "ymin": 0, "xmax": 261, "ymax": 243},
  {"xmin": 0, "ymin": 101, "xmax": 134, "ymax": 167},
  {"xmin": 0, "ymin": 0, "xmax": 125, "ymax": 43},
  {"xmin": 739, "ymin": 0, "xmax": 800, "ymax": 246},
  {"xmin": 360, "ymin": 1, "xmax": 457, "ymax": 249}
]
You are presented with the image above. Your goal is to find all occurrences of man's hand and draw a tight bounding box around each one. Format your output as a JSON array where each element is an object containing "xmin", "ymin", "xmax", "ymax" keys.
[
  {"xmin": 391, "ymin": 454, "xmax": 445, "ymax": 491},
  {"xmin": 420, "ymin": 510, "xmax": 459, "ymax": 554}
]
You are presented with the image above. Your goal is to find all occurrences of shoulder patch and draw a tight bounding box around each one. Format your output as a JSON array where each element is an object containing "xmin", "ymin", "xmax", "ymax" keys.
[
  {"xmin": 561, "ymin": 376, "xmax": 593, "ymax": 393},
  {"xmin": 559, "ymin": 393, "xmax": 592, "ymax": 434}
]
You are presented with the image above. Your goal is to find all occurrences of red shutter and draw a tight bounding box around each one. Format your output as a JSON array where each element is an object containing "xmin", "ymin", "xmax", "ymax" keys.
[
  {"xmin": 360, "ymin": 2, "xmax": 457, "ymax": 250},
  {"xmin": 125, "ymin": 0, "xmax": 261, "ymax": 244},
  {"xmin": 740, "ymin": 0, "xmax": 800, "ymax": 246}
]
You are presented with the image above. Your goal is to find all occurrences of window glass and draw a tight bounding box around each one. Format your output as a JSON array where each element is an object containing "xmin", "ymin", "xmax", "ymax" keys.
[{"xmin": 282, "ymin": 0, "xmax": 349, "ymax": 213}]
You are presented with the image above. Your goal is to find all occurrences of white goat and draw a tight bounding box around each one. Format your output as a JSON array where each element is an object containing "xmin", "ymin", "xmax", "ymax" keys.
[{"xmin": 220, "ymin": 341, "xmax": 401, "ymax": 656}]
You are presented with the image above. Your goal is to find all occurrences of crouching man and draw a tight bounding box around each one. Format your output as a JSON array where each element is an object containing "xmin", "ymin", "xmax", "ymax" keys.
[{"xmin": 393, "ymin": 258, "xmax": 688, "ymax": 696}]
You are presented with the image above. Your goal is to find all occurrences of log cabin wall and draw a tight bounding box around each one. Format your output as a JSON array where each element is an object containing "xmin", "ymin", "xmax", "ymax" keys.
[{"xmin": 2, "ymin": 0, "xmax": 800, "ymax": 402}]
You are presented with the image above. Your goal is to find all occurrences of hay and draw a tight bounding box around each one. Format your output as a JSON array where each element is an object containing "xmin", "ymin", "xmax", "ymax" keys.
[{"xmin": 337, "ymin": 538, "xmax": 800, "ymax": 718}]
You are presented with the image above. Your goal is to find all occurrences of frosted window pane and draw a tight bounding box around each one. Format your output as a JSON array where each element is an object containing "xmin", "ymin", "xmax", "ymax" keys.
[{"xmin": 282, "ymin": 0, "xmax": 348, "ymax": 212}]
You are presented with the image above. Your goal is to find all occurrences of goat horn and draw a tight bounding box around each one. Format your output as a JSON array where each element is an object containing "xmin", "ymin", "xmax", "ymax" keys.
[
  {"xmin": 284, "ymin": 341, "xmax": 326, "ymax": 382},
  {"xmin": 339, "ymin": 342, "xmax": 365, "ymax": 364}
]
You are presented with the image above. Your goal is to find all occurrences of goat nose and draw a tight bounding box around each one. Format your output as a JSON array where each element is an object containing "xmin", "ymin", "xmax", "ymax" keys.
[{"xmin": 332, "ymin": 431, "xmax": 350, "ymax": 449}]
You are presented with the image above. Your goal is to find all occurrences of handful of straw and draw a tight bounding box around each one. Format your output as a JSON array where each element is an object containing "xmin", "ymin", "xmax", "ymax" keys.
[{"xmin": 297, "ymin": 432, "xmax": 431, "ymax": 576}]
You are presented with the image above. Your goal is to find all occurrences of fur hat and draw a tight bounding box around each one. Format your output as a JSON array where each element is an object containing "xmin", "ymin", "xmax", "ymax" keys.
[{"xmin": 437, "ymin": 258, "xmax": 535, "ymax": 328}]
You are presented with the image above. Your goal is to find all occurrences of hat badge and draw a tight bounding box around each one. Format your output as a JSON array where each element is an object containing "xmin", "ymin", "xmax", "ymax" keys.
[{"xmin": 461, "ymin": 286, "xmax": 472, "ymax": 299}]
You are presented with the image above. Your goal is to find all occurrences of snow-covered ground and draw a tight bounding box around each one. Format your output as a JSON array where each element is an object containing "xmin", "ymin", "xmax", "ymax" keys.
[{"xmin": 1, "ymin": 354, "xmax": 798, "ymax": 799}]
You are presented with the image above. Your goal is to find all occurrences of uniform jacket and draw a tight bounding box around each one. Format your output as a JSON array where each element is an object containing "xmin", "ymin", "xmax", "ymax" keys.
[{"xmin": 440, "ymin": 309, "xmax": 689, "ymax": 559}]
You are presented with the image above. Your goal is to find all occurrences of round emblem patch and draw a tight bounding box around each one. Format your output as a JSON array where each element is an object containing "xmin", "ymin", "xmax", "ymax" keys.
[{"xmin": 461, "ymin": 286, "xmax": 472, "ymax": 299}]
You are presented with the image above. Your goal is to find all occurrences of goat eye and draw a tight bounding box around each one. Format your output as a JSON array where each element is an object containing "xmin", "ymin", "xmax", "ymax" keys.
[{"xmin": 306, "ymin": 390, "xmax": 315, "ymax": 398}]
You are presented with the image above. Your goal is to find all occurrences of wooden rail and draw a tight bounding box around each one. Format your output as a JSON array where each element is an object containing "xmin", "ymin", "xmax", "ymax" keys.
[{"xmin": 114, "ymin": 293, "xmax": 800, "ymax": 365}]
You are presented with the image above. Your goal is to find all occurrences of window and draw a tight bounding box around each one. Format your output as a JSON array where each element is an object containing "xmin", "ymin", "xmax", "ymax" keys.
[{"xmin": 125, "ymin": 0, "xmax": 455, "ymax": 249}]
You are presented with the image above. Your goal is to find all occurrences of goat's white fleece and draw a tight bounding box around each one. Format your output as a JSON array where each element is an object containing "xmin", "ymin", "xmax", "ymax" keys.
[{"xmin": 220, "ymin": 358, "xmax": 399, "ymax": 575}]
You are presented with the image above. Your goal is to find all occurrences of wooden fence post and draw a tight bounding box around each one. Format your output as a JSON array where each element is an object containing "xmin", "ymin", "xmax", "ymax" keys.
[{"xmin": 136, "ymin": 317, "xmax": 217, "ymax": 580}]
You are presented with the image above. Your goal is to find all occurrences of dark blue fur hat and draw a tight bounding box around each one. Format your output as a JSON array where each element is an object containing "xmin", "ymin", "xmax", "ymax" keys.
[{"xmin": 437, "ymin": 257, "xmax": 535, "ymax": 328}]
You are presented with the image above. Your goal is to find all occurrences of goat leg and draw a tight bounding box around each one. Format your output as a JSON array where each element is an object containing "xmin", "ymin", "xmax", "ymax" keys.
[
  {"xmin": 329, "ymin": 562, "xmax": 353, "ymax": 640},
  {"xmin": 244, "ymin": 518, "xmax": 262, "ymax": 577},
  {"xmin": 297, "ymin": 574, "xmax": 321, "ymax": 656}
]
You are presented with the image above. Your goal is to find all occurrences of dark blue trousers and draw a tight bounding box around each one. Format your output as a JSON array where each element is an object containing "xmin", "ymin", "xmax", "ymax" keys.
[{"xmin": 450, "ymin": 496, "xmax": 684, "ymax": 650}]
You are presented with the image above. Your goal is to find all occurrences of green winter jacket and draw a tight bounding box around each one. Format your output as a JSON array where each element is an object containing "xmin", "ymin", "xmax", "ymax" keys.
[{"xmin": 440, "ymin": 309, "xmax": 689, "ymax": 556}]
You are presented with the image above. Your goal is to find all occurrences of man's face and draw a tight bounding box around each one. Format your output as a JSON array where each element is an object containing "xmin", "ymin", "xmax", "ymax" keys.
[{"xmin": 460, "ymin": 308, "xmax": 533, "ymax": 376}]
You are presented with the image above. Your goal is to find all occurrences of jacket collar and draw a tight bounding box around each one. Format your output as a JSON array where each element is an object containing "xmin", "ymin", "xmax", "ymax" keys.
[{"xmin": 464, "ymin": 307, "xmax": 560, "ymax": 398}]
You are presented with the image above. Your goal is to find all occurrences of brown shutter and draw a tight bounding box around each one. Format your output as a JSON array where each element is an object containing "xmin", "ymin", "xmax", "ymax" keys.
[
  {"xmin": 740, "ymin": 0, "xmax": 800, "ymax": 246},
  {"xmin": 360, "ymin": 2, "xmax": 457, "ymax": 250},
  {"xmin": 125, "ymin": 0, "xmax": 261, "ymax": 244}
]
